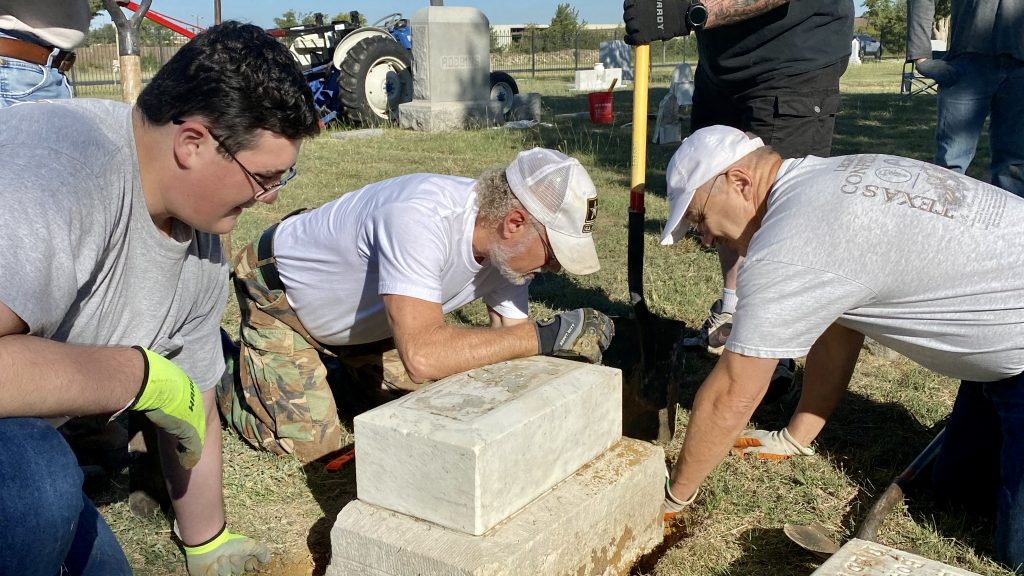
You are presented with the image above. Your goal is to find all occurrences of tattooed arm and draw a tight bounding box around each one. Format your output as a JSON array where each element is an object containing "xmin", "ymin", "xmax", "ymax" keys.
[{"xmin": 705, "ymin": 0, "xmax": 790, "ymax": 29}]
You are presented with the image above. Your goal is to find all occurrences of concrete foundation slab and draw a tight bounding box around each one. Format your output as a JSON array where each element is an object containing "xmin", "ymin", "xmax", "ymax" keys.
[
  {"xmin": 572, "ymin": 67, "xmax": 623, "ymax": 92},
  {"xmin": 327, "ymin": 438, "xmax": 664, "ymax": 576},
  {"xmin": 354, "ymin": 357, "xmax": 623, "ymax": 535},
  {"xmin": 399, "ymin": 99, "xmax": 504, "ymax": 132},
  {"xmin": 811, "ymin": 539, "xmax": 981, "ymax": 576}
]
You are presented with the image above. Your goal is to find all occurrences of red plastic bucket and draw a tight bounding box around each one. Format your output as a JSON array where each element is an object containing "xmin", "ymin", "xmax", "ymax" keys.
[{"xmin": 588, "ymin": 91, "xmax": 613, "ymax": 124}]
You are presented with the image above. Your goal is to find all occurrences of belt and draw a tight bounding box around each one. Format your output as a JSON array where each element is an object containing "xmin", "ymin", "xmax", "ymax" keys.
[
  {"xmin": 255, "ymin": 223, "xmax": 286, "ymax": 293},
  {"xmin": 0, "ymin": 37, "xmax": 76, "ymax": 74}
]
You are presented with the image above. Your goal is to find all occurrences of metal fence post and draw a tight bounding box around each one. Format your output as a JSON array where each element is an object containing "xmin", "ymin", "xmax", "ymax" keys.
[
  {"xmin": 574, "ymin": 31, "xmax": 579, "ymax": 70},
  {"xmin": 157, "ymin": 28, "xmax": 165, "ymax": 67},
  {"xmin": 530, "ymin": 28, "xmax": 536, "ymax": 78}
]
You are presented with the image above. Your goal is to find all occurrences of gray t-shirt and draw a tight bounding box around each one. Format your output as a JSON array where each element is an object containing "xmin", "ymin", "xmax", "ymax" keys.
[
  {"xmin": 730, "ymin": 154, "xmax": 1024, "ymax": 382},
  {"xmin": 0, "ymin": 99, "xmax": 228, "ymax": 390}
]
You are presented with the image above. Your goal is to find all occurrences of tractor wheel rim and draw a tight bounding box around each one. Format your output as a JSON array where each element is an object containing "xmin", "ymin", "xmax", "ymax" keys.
[{"xmin": 365, "ymin": 57, "xmax": 406, "ymax": 118}]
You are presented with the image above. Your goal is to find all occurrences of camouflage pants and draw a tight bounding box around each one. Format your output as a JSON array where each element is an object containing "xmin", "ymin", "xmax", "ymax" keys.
[{"xmin": 219, "ymin": 233, "xmax": 416, "ymax": 463}]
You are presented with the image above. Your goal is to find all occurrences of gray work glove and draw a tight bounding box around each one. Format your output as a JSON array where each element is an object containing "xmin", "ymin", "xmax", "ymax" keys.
[
  {"xmin": 535, "ymin": 308, "xmax": 615, "ymax": 364},
  {"xmin": 915, "ymin": 58, "xmax": 959, "ymax": 88}
]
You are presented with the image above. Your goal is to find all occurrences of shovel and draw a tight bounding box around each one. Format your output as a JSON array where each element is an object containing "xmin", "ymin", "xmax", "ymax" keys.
[
  {"xmin": 785, "ymin": 427, "xmax": 946, "ymax": 556},
  {"xmin": 626, "ymin": 43, "xmax": 680, "ymax": 443}
]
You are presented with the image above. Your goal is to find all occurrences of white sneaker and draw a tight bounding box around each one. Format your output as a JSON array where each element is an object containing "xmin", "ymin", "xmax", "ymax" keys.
[{"xmin": 682, "ymin": 299, "xmax": 733, "ymax": 355}]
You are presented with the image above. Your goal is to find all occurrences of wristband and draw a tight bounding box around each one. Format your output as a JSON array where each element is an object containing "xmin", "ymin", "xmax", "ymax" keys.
[
  {"xmin": 535, "ymin": 317, "xmax": 560, "ymax": 355},
  {"xmin": 182, "ymin": 523, "xmax": 229, "ymax": 553}
]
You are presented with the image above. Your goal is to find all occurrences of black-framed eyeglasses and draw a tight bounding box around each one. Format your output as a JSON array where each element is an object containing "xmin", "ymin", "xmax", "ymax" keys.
[
  {"xmin": 530, "ymin": 219, "xmax": 558, "ymax": 269},
  {"xmin": 172, "ymin": 119, "xmax": 297, "ymax": 201},
  {"xmin": 687, "ymin": 173, "xmax": 723, "ymax": 232}
]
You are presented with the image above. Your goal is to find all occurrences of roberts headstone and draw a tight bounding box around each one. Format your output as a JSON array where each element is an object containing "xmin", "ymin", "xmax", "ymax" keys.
[{"xmin": 399, "ymin": 6, "xmax": 503, "ymax": 131}]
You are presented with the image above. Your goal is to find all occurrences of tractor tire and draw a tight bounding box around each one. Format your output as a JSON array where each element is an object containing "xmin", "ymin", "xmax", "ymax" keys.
[
  {"xmin": 338, "ymin": 35, "xmax": 413, "ymax": 125},
  {"xmin": 489, "ymin": 71, "xmax": 519, "ymax": 116}
]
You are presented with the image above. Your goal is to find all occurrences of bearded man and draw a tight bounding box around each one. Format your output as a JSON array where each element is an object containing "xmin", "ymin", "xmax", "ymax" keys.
[{"xmin": 221, "ymin": 148, "xmax": 615, "ymax": 462}]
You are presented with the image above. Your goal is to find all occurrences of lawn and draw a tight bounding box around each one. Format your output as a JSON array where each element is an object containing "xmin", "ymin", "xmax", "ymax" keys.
[{"xmin": 97, "ymin": 59, "xmax": 1011, "ymax": 575}]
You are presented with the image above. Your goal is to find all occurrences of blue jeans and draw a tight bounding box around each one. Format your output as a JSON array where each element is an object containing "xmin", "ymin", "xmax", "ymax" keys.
[
  {"xmin": 0, "ymin": 418, "xmax": 131, "ymax": 575},
  {"xmin": 0, "ymin": 31, "xmax": 73, "ymax": 108},
  {"xmin": 936, "ymin": 53, "xmax": 1024, "ymax": 198},
  {"xmin": 931, "ymin": 373, "xmax": 1024, "ymax": 573}
]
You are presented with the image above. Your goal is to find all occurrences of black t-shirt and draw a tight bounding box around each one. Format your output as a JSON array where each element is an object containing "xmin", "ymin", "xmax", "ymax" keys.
[{"xmin": 697, "ymin": 0, "xmax": 854, "ymax": 85}]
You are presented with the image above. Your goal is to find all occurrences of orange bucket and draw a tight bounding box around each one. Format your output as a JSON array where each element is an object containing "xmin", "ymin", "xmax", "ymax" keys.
[{"xmin": 588, "ymin": 91, "xmax": 613, "ymax": 124}]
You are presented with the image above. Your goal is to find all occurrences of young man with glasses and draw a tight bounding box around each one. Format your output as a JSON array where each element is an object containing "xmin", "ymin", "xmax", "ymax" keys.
[
  {"xmin": 0, "ymin": 21, "xmax": 320, "ymax": 575},
  {"xmin": 658, "ymin": 125, "xmax": 1024, "ymax": 573},
  {"xmin": 220, "ymin": 148, "xmax": 616, "ymax": 463}
]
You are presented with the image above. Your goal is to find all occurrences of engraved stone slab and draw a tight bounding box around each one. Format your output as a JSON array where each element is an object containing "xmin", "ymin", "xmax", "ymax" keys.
[
  {"xmin": 354, "ymin": 356, "xmax": 622, "ymax": 535},
  {"xmin": 327, "ymin": 438, "xmax": 664, "ymax": 576},
  {"xmin": 399, "ymin": 6, "xmax": 499, "ymax": 131},
  {"xmin": 409, "ymin": 6, "xmax": 490, "ymax": 101},
  {"xmin": 811, "ymin": 539, "xmax": 982, "ymax": 576}
]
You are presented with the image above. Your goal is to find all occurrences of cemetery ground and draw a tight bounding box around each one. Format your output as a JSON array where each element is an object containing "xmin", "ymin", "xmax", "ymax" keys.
[{"xmin": 96, "ymin": 60, "xmax": 1013, "ymax": 575}]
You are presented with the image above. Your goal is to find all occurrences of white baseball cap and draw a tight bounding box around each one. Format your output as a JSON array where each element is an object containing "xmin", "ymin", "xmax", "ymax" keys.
[
  {"xmin": 506, "ymin": 148, "xmax": 601, "ymax": 275},
  {"xmin": 660, "ymin": 126, "xmax": 765, "ymax": 245}
]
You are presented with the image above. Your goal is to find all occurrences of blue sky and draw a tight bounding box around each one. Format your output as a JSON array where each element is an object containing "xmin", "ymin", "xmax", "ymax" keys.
[{"xmin": 97, "ymin": 1, "xmax": 868, "ymax": 29}]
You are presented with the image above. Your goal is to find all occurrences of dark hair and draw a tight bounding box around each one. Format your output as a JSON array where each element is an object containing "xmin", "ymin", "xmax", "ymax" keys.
[{"xmin": 136, "ymin": 21, "xmax": 320, "ymax": 154}]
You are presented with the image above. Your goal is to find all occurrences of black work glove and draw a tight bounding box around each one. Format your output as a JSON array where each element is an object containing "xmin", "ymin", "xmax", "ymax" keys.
[
  {"xmin": 915, "ymin": 58, "xmax": 959, "ymax": 88},
  {"xmin": 624, "ymin": 0, "xmax": 692, "ymax": 46},
  {"xmin": 535, "ymin": 308, "xmax": 615, "ymax": 364}
]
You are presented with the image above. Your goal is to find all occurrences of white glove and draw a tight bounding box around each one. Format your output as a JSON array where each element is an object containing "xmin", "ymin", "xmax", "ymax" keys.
[
  {"xmin": 663, "ymin": 466, "xmax": 697, "ymax": 522},
  {"xmin": 731, "ymin": 427, "xmax": 814, "ymax": 460}
]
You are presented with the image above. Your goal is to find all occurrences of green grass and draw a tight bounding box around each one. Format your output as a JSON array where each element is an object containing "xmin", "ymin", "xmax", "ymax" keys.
[{"xmin": 99, "ymin": 62, "xmax": 1013, "ymax": 575}]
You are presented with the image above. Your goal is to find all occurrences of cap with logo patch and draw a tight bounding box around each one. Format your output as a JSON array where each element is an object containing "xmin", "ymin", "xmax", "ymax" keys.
[
  {"xmin": 506, "ymin": 147, "xmax": 600, "ymax": 274},
  {"xmin": 660, "ymin": 125, "xmax": 765, "ymax": 245}
]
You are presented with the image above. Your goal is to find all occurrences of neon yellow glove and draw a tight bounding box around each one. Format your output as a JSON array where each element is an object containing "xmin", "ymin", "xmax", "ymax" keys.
[
  {"xmin": 183, "ymin": 525, "xmax": 270, "ymax": 576},
  {"xmin": 129, "ymin": 346, "xmax": 205, "ymax": 469}
]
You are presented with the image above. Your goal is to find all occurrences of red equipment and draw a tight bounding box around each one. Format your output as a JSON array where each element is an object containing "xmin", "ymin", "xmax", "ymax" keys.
[{"xmin": 116, "ymin": 1, "xmax": 203, "ymax": 39}]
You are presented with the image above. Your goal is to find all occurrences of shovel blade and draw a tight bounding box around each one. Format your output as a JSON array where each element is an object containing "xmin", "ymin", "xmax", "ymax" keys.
[{"xmin": 784, "ymin": 522, "xmax": 841, "ymax": 557}]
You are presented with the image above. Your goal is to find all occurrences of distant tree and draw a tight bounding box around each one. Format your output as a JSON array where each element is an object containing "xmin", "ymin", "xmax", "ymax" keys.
[
  {"xmin": 544, "ymin": 3, "xmax": 585, "ymax": 51},
  {"xmin": 864, "ymin": 0, "xmax": 907, "ymax": 57},
  {"xmin": 490, "ymin": 27, "xmax": 503, "ymax": 52},
  {"xmin": 273, "ymin": 10, "xmax": 303, "ymax": 28},
  {"xmin": 333, "ymin": 12, "xmax": 368, "ymax": 26},
  {"xmin": 88, "ymin": 0, "xmax": 106, "ymax": 18},
  {"xmin": 86, "ymin": 23, "xmax": 117, "ymax": 45}
]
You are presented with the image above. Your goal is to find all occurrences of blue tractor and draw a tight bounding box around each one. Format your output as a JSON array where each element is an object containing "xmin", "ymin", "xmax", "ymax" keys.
[
  {"xmin": 272, "ymin": 12, "xmax": 517, "ymax": 126},
  {"xmin": 271, "ymin": 12, "xmax": 413, "ymax": 125}
]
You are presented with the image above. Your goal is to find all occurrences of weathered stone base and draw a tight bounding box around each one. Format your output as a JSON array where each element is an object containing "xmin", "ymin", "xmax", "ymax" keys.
[
  {"xmin": 399, "ymin": 99, "xmax": 504, "ymax": 131},
  {"xmin": 508, "ymin": 93, "xmax": 542, "ymax": 122},
  {"xmin": 326, "ymin": 438, "xmax": 664, "ymax": 576},
  {"xmin": 812, "ymin": 539, "xmax": 982, "ymax": 576}
]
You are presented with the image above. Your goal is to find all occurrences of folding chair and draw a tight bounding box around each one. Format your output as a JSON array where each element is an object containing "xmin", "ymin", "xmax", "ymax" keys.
[{"xmin": 901, "ymin": 39, "xmax": 947, "ymax": 97}]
